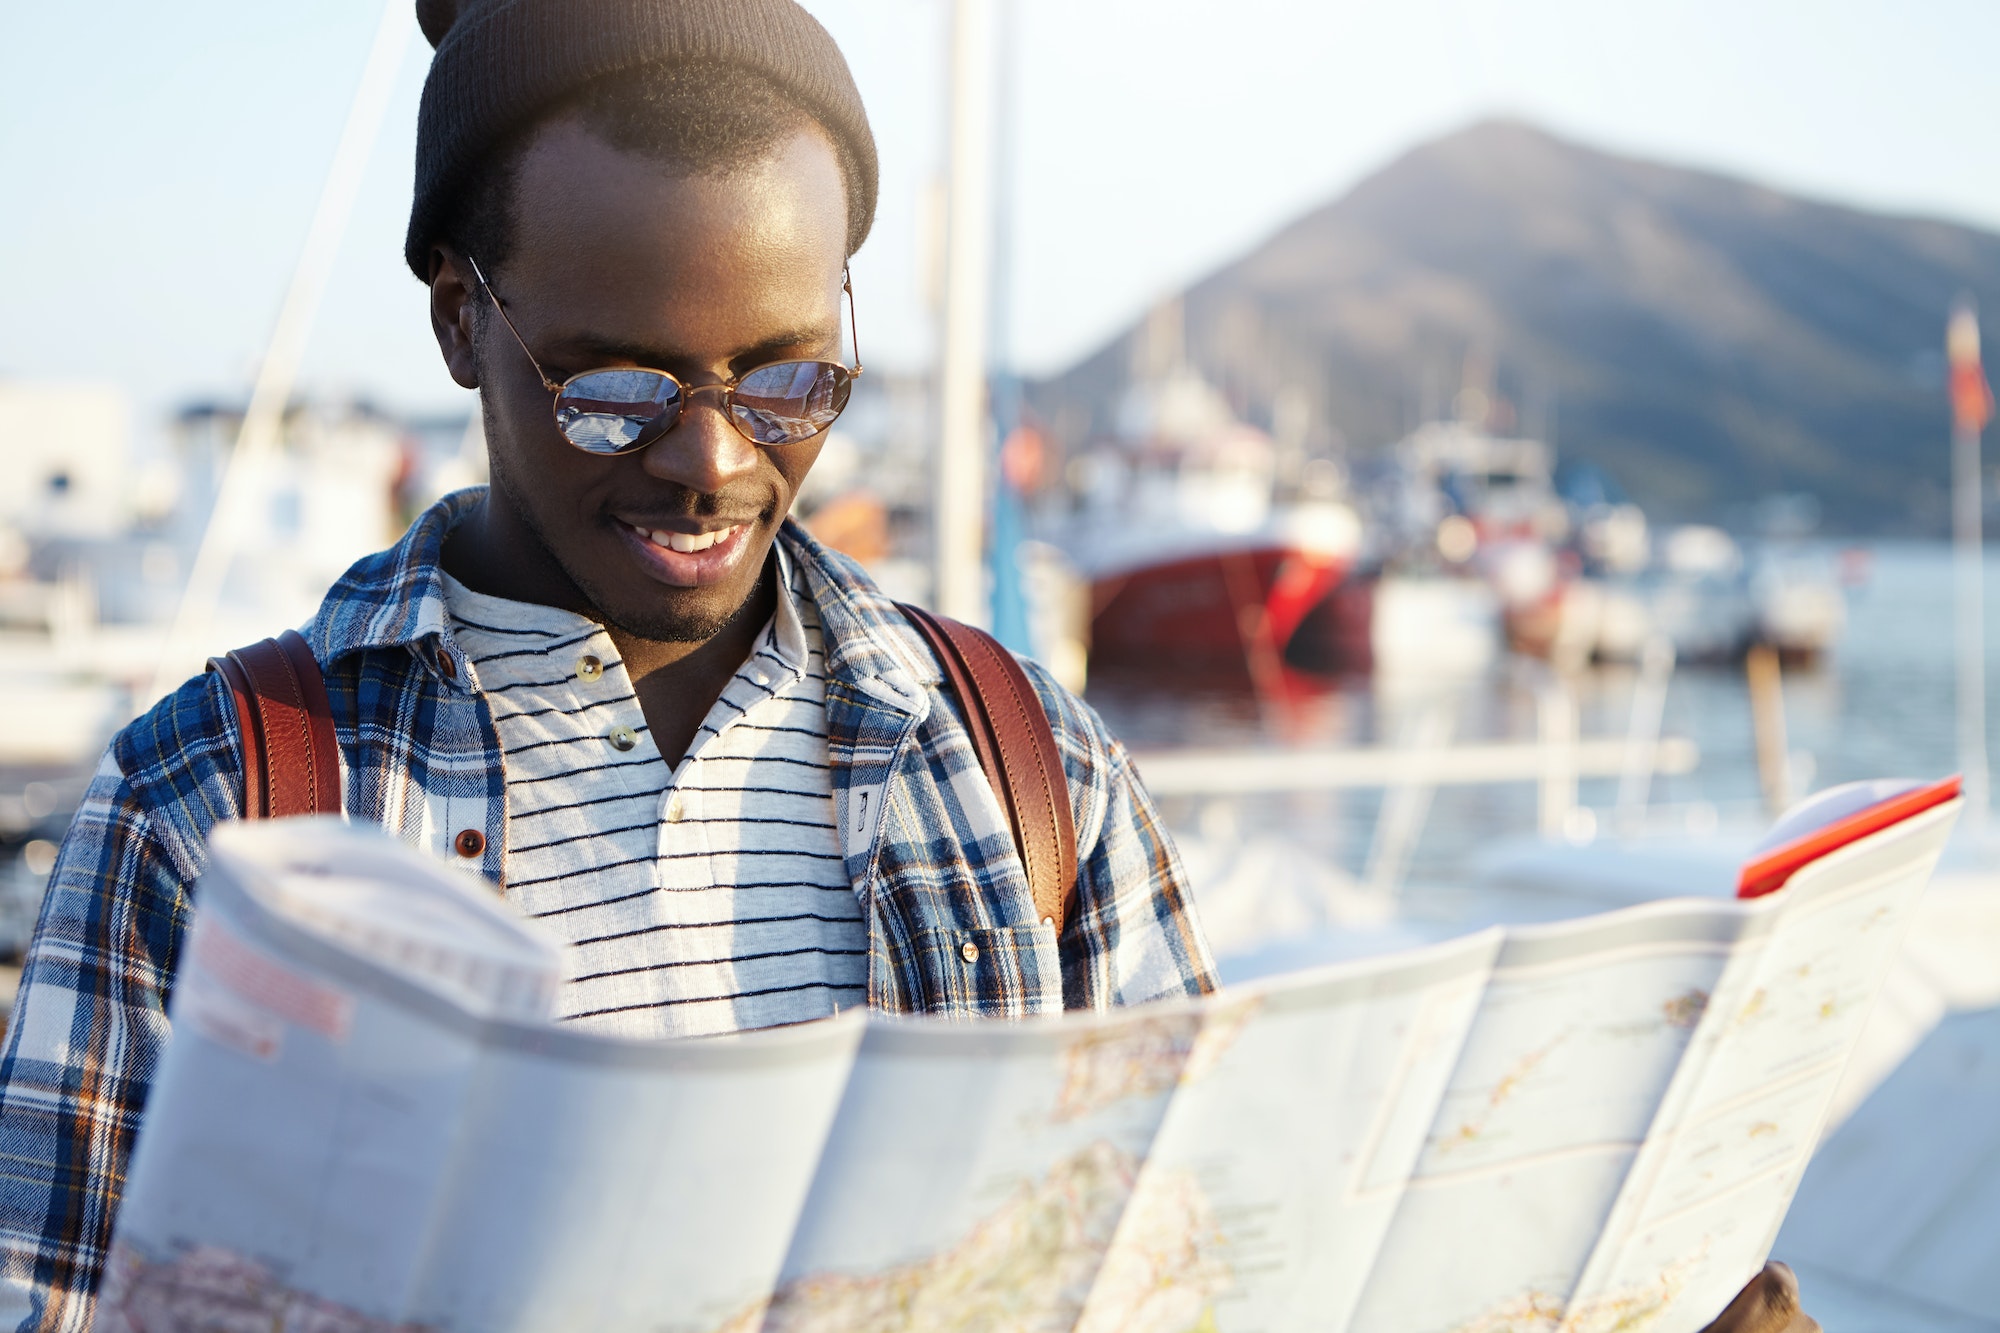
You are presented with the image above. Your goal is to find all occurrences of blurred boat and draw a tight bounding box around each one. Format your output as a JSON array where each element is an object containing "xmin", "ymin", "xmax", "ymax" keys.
[
  {"xmin": 1338, "ymin": 418, "xmax": 1847, "ymax": 671},
  {"xmin": 1639, "ymin": 525, "xmax": 1847, "ymax": 666},
  {"xmin": 1287, "ymin": 419, "xmax": 1565, "ymax": 676},
  {"xmin": 1286, "ymin": 570, "xmax": 1501, "ymax": 678},
  {"xmin": 1082, "ymin": 504, "xmax": 1361, "ymax": 673},
  {"xmin": 1753, "ymin": 547, "xmax": 1848, "ymax": 665},
  {"xmin": 1639, "ymin": 525, "xmax": 1757, "ymax": 663},
  {"xmin": 1059, "ymin": 365, "xmax": 1363, "ymax": 675}
]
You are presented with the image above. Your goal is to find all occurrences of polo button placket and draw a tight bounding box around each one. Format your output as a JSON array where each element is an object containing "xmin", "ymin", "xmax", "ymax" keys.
[{"xmin": 657, "ymin": 784, "xmax": 710, "ymax": 872}]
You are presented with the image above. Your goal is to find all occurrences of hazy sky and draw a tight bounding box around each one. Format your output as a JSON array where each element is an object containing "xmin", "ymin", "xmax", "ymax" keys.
[{"xmin": 3, "ymin": 0, "xmax": 1998, "ymax": 439}]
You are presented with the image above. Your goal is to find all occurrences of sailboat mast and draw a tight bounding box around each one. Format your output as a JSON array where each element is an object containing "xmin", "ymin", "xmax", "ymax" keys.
[
  {"xmin": 1950, "ymin": 296, "xmax": 1993, "ymax": 830},
  {"xmin": 933, "ymin": 0, "xmax": 997, "ymax": 625}
]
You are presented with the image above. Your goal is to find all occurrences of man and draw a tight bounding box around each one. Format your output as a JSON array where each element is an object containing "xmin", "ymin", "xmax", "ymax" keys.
[{"xmin": 0, "ymin": 2, "xmax": 1814, "ymax": 1329}]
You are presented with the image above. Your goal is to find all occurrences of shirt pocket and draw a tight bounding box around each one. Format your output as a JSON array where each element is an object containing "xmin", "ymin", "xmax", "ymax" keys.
[{"xmin": 911, "ymin": 920, "xmax": 1064, "ymax": 1018}]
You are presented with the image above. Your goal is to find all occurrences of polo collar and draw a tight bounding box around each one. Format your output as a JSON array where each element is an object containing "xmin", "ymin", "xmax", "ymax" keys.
[
  {"xmin": 305, "ymin": 486, "xmax": 475, "ymax": 670},
  {"xmin": 304, "ymin": 489, "xmax": 940, "ymax": 716},
  {"xmin": 767, "ymin": 540, "xmax": 811, "ymax": 674},
  {"xmin": 777, "ymin": 519, "xmax": 938, "ymax": 716}
]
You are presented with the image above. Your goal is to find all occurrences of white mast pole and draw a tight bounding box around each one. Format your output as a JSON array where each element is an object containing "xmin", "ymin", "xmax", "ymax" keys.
[
  {"xmin": 933, "ymin": 0, "xmax": 997, "ymax": 624},
  {"xmin": 148, "ymin": 0, "xmax": 413, "ymax": 702},
  {"xmin": 1950, "ymin": 297, "xmax": 1990, "ymax": 831}
]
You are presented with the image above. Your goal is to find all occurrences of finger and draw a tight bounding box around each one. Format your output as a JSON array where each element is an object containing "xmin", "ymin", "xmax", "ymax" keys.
[
  {"xmin": 1776, "ymin": 1256, "xmax": 1824, "ymax": 1328},
  {"xmin": 1698, "ymin": 1263, "xmax": 1806, "ymax": 1333},
  {"xmin": 1765, "ymin": 1263, "xmax": 1822, "ymax": 1333}
]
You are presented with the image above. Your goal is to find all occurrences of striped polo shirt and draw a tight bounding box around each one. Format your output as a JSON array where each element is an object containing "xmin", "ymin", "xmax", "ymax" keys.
[{"xmin": 439, "ymin": 549, "xmax": 867, "ymax": 1039}]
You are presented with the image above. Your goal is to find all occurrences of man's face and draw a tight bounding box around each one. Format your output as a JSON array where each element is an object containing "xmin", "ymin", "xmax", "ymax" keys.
[{"xmin": 447, "ymin": 119, "xmax": 848, "ymax": 642}]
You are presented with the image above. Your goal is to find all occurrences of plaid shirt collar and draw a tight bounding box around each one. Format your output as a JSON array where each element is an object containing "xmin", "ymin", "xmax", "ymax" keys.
[
  {"xmin": 307, "ymin": 486, "xmax": 943, "ymax": 718},
  {"xmin": 0, "ymin": 489, "xmax": 1215, "ymax": 1333},
  {"xmin": 288, "ymin": 486, "xmax": 1215, "ymax": 1017}
]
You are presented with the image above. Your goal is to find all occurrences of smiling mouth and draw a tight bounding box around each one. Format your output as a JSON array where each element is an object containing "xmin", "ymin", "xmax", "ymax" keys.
[{"xmin": 631, "ymin": 523, "xmax": 746, "ymax": 554}]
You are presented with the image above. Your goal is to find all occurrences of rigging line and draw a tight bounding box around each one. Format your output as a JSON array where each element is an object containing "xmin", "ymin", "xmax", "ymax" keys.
[{"xmin": 149, "ymin": 0, "xmax": 415, "ymax": 703}]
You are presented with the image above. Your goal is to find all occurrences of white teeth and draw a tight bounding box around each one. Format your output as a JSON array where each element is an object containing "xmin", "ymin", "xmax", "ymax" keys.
[{"xmin": 644, "ymin": 526, "xmax": 736, "ymax": 555}]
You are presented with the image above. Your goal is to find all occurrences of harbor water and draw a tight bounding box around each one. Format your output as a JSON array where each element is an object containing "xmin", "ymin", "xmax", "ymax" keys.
[{"xmin": 1093, "ymin": 541, "xmax": 1996, "ymax": 889}]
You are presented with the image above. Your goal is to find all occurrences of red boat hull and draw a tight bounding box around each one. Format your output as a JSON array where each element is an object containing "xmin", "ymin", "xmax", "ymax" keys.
[{"xmin": 1088, "ymin": 545, "xmax": 1349, "ymax": 672}]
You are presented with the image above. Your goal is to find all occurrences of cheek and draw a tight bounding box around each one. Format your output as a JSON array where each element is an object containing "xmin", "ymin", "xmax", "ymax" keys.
[
  {"xmin": 474, "ymin": 316, "xmax": 549, "ymax": 431},
  {"xmin": 477, "ymin": 351, "xmax": 572, "ymax": 479},
  {"xmin": 489, "ymin": 379, "xmax": 546, "ymax": 442},
  {"xmin": 773, "ymin": 440, "xmax": 827, "ymax": 502}
]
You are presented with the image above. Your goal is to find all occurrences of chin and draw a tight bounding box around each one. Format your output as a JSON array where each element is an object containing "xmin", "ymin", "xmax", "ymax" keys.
[
  {"xmin": 599, "ymin": 595, "xmax": 746, "ymax": 645},
  {"xmin": 575, "ymin": 548, "xmax": 773, "ymax": 645},
  {"xmin": 485, "ymin": 462, "xmax": 783, "ymax": 643}
]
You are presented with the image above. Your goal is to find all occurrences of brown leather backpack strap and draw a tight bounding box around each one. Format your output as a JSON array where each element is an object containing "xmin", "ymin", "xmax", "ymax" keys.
[
  {"xmin": 205, "ymin": 629, "xmax": 343, "ymax": 819},
  {"xmin": 899, "ymin": 604, "xmax": 1078, "ymax": 934},
  {"xmin": 207, "ymin": 652, "xmax": 267, "ymax": 818}
]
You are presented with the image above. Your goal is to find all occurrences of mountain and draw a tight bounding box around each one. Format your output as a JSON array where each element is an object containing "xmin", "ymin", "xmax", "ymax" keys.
[{"xmin": 1029, "ymin": 120, "xmax": 2000, "ymax": 533}]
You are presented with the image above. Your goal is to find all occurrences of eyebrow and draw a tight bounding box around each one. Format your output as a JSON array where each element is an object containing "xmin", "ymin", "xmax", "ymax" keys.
[{"xmin": 548, "ymin": 325, "xmax": 840, "ymax": 376}]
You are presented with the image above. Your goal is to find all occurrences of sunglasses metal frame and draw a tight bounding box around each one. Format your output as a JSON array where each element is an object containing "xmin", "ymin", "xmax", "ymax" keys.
[{"xmin": 465, "ymin": 254, "xmax": 863, "ymax": 453}]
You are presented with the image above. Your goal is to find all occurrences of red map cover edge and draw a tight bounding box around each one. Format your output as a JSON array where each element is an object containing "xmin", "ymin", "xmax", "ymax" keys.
[{"xmin": 1737, "ymin": 775, "xmax": 1963, "ymax": 900}]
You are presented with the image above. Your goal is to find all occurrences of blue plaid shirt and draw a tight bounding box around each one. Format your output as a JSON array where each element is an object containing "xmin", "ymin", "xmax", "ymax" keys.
[{"xmin": 0, "ymin": 489, "xmax": 1215, "ymax": 1330}]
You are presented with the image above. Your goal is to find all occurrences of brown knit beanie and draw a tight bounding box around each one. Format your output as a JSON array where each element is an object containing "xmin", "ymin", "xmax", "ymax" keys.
[{"xmin": 405, "ymin": 0, "xmax": 879, "ymax": 278}]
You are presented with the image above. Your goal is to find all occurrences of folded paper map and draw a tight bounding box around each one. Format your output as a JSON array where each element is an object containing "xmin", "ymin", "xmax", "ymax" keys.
[{"xmin": 99, "ymin": 781, "xmax": 1959, "ymax": 1333}]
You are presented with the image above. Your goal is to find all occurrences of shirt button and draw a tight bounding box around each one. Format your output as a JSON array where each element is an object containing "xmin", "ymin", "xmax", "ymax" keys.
[
  {"xmin": 454, "ymin": 829, "xmax": 485, "ymax": 858},
  {"xmin": 437, "ymin": 653, "xmax": 457, "ymax": 680},
  {"xmin": 960, "ymin": 940, "xmax": 980, "ymax": 964},
  {"xmin": 577, "ymin": 654, "xmax": 603, "ymax": 683},
  {"xmin": 608, "ymin": 726, "xmax": 638, "ymax": 752}
]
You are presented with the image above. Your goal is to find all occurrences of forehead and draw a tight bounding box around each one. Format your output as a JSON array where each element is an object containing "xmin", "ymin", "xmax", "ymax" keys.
[{"xmin": 500, "ymin": 119, "xmax": 848, "ymax": 340}]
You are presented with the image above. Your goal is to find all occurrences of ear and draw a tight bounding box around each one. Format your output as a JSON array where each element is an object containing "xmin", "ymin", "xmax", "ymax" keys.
[{"xmin": 428, "ymin": 246, "xmax": 482, "ymax": 391}]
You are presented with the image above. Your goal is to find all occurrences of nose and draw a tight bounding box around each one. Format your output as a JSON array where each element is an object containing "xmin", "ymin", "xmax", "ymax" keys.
[{"xmin": 638, "ymin": 389, "xmax": 760, "ymax": 495}]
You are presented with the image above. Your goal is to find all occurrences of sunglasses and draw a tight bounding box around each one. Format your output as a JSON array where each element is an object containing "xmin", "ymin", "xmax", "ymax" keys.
[{"xmin": 466, "ymin": 255, "xmax": 863, "ymax": 454}]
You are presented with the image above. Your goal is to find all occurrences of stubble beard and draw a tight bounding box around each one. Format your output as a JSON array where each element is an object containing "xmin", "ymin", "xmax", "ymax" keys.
[{"xmin": 480, "ymin": 399, "xmax": 763, "ymax": 646}]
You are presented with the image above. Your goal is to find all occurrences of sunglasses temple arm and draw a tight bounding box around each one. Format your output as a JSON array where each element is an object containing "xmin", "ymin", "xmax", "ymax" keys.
[
  {"xmin": 844, "ymin": 266, "xmax": 863, "ymax": 377},
  {"xmin": 465, "ymin": 254, "xmax": 564, "ymax": 394}
]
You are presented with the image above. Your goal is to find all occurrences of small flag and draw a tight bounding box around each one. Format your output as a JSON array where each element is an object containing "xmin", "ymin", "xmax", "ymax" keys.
[{"xmin": 1949, "ymin": 298, "xmax": 1993, "ymax": 435}]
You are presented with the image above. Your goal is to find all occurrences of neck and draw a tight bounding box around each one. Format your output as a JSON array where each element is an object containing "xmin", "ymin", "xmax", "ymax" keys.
[
  {"xmin": 440, "ymin": 489, "xmax": 597, "ymax": 618},
  {"xmin": 442, "ymin": 490, "xmax": 778, "ymax": 765},
  {"xmin": 613, "ymin": 570, "xmax": 776, "ymax": 765},
  {"xmin": 607, "ymin": 564, "xmax": 776, "ymax": 682}
]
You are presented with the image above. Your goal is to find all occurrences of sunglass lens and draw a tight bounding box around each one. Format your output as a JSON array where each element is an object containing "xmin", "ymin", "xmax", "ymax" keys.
[
  {"xmin": 554, "ymin": 370, "xmax": 682, "ymax": 454},
  {"xmin": 730, "ymin": 361, "xmax": 852, "ymax": 445}
]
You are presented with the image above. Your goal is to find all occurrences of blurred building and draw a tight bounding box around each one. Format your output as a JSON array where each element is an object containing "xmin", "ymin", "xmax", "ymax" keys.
[
  {"xmin": 0, "ymin": 390, "xmax": 483, "ymax": 828},
  {"xmin": 0, "ymin": 382, "xmax": 138, "ymax": 541}
]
